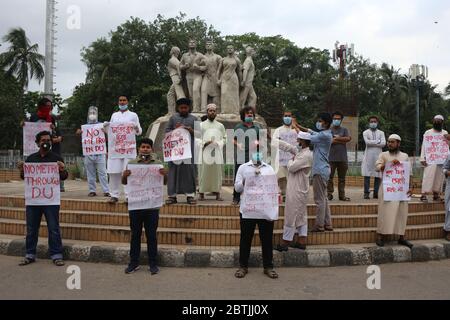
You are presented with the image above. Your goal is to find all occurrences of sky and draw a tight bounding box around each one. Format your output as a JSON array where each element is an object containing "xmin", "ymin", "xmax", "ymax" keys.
[{"xmin": 0, "ymin": 0, "xmax": 449, "ymax": 99}]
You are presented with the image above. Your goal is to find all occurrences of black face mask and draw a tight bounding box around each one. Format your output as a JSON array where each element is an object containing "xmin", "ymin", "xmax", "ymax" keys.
[
  {"xmin": 41, "ymin": 142, "xmax": 52, "ymax": 152},
  {"xmin": 140, "ymin": 154, "xmax": 151, "ymax": 161},
  {"xmin": 433, "ymin": 123, "xmax": 443, "ymax": 131}
]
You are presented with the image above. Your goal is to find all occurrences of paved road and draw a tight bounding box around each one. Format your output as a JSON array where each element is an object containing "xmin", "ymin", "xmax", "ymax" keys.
[{"xmin": 0, "ymin": 255, "xmax": 449, "ymax": 300}]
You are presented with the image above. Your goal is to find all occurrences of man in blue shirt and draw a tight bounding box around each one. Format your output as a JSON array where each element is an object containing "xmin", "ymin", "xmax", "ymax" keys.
[{"xmin": 295, "ymin": 113, "xmax": 333, "ymax": 232}]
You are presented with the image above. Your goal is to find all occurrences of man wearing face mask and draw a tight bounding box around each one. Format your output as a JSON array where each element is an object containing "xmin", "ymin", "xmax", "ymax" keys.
[
  {"xmin": 232, "ymin": 106, "xmax": 261, "ymax": 205},
  {"xmin": 76, "ymin": 107, "xmax": 110, "ymax": 197},
  {"xmin": 295, "ymin": 113, "xmax": 333, "ymax": 232},
  {"xmin": 420, "ymin": 115, "xmax": 448, "ymax": 202},
  {"xmin": 104, "ymin": 95, "xmax": 142, "ymax": 204},
  {"xmin": 362, "ymin": 116, "xmax": 386, "ymax": 200},
  {"xmin": 17, "ymin": 131, "xmax": 69, "ymax": 267},
  {"xmin": 327, "ymin": 111, "xmax": 352, "ymax": 201},
  {"xmin": 271, "ymin": 111, "xmax": 298, "ymax": 200}
]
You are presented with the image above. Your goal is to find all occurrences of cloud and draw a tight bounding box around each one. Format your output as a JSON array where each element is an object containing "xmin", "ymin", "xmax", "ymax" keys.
[{"xmin": 0, "ymin": 0, "xmax": 448, "ymax": 98}]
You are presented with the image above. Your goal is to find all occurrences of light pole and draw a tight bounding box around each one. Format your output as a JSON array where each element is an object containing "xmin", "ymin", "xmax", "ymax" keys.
[{"xmin": 409, "ymin": 64, "xmax": 428, "ymax": 158}]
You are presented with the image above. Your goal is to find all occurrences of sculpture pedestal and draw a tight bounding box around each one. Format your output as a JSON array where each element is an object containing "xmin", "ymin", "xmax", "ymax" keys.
[{"xmin": 145, "ymin": 113, "xmax": 268, "ymax": 154}]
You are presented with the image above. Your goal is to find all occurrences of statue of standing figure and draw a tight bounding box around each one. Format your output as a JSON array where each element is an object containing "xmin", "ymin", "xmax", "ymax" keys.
[
  {"xmin": 167, "ymin": 46, "xmax": 186, "ymax": 114},
  {"xmin": 180, "ymin": 39, "xmax": 206, "ymax": 113},
  {"xmin": 240, "ymin": 46, "xmax": 257, "ymax": 109},
  {"xmin": 201, "ymin": 40, "xmax": 222, "ymax": 112},
  {"xmin": 217, "ymin": 44, "xmax": 242, "ymax": 114}
]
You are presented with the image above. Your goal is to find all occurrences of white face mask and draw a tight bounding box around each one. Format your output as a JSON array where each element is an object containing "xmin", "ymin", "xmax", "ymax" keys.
[{"xmin": 88, "ymin": 114, "xmax": 97, "ymax": 122}]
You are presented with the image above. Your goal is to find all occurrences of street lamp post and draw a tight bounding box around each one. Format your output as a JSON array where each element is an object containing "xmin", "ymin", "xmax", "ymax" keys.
[{"xmin": 409, "ymin": 64, "xmax": 428, "ymax": 158}]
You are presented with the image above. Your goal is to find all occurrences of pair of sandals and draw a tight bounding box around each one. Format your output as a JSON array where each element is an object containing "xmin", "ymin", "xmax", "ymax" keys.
[
  {"xmin": 166, "ymin": 197, "xmax": 197, "ymax": 205},
  {"xmin": 234, "ymin": 268, "xmax": 278, "ymax": 279},
  {"xmin": 19, "ymin": 258, "xmax": 64, "ymax": 266}
]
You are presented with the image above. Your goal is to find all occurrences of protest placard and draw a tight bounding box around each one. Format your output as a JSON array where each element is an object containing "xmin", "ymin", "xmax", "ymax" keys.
[
  {"xmin": 81, "ymin": 124, "xmax": 107, "ymax": 156},
  {"xmin": 383, "ymin": 161, "xmax": 411, "ymax": 201},
  {"xmin": 242, "ymin": 174, "xmax": 279, "ymax": 220},
  {"xmin": 23, "ymin": 122, "xmax": 52, "ymax": 156},
  {"xmin": 126, "ymin": 164, "xmax": 164, "ymax": 211},
  {"xmin": 24, "ymin": 162, "xmax": 60, "ymax": 206},
  {"xmin": 163, "ymin": 128, "xmax": 192, "ymax": 162},
  {"xmin": 423, "ymin": 132, "xmax": 449, "ymax": 165},
  {"xmin": 278, "ymin": 131, "xmax": 298, "ymax": 166},
  {"xmin": 108, "ymin": 122, "xmax": 137, "ymax": 159}
]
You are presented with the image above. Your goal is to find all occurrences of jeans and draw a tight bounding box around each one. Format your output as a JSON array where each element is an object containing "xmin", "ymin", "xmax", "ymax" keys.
[
  {"xmin": 239, "ymin": 214, "xmax": 274, "ymax": 269},
  {"xmin": 129, "ymin": 209, "xmax": 159, "ymax": 267},
  {"xmin": 327, "ymin": 161, "xmax": 349, "ymax": 199},
  {"xmin": 84, "ymin": 155, "xmax": 109, "ymax": 193},
  {"xmin": 364, "ymin": 176, "xmax": 381, "ymax": 196},
  {"xmin": 25, "ymin": 206, "xmax": 63, "ymax": 260}
]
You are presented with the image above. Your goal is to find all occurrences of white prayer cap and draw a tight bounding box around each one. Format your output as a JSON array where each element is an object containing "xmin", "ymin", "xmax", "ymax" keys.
[
  {"xmin": 434, "ymin": 115, "xmax": 444, "ymax": 121},
  {"xmin": 297, "ymin": 132, "xmax": 312, "ymax": 140},
  {"xmin": 388, "ymin": 134, "xmax": 402, "ymax": 141},
  {"xmin": 206, "ymin": 104, "xmax": 217, "ymax": 111}
]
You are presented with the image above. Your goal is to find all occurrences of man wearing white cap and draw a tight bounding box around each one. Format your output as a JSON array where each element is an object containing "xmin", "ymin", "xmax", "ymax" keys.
[
  {"xmin": 419, "ymin": 115, "xmax": 448, "ymax": 202},
  {"xmin": 275, "ymin": 131, "xmax": 313, "ymax": 251},
  {"xmin": 375, "ymin": 134, "xmax": 413, "ymax": 248},
  {"xmin": 198, "ymin": 104, "xmax": 226, "ymax": 201}
]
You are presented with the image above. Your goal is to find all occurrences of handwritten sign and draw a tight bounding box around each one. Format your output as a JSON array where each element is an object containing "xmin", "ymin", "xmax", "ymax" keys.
[
  {"xmin": 423, "ymin": 132, "xmax": 449, "ymax": 165},
  {"xmin": 108, "ymin": 122, "xmax": 137, "ymax": 159},
  {"xmin": 24, "ymin": 163, "xmax": 60, "ymax": 206},
  {"xmin": 383, "ymin": 161, "xmax": 411, "ymax": 201},
  {"xmin": 81, "ymin": 124, "xmax": 107, "ymax": 156},
  {"xmin": 163, "ymin": 128, "xmax": 192, "ymax": 162},
  {"xmin": 126, "ymin": 164, "xmax": 164, "ymax": 210},
  {"xmin": 242, "ymin": 174, "xmax": 279, "ymax": 220},
  {"xmin": 278, "ymin": 130, "xmax": 298, "ymax": 166},
  {"xmin": 23, "ymin": 122, "xmax": 52, "ymax": 156}
]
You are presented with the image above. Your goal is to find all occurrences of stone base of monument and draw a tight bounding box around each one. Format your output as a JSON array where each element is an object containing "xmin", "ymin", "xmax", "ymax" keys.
[{"xmin": 145, "ymin": 113, "xmax": 268, "ymax": 154}]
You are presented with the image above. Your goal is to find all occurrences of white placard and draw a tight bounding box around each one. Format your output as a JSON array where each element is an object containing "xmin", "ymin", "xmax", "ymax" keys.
[
  {"xmin": 23, "ymin": 122, "xmax": 52, "ymax": 156},
  {"xmin": 81, "ymin": 124, "xmax": 107, "ymax": 156},
  {"xmin": 24, "ymin": 162, "xmax": 61, "ymax": 206},
  {"xmin": 242, "ymin": 174, "xmax": 279, "ymax": 221},
  {"xmin": 108, "ymin": 122, "xmax": 137, "ymax": 159},
  {"xmin": 278, "ymin": 131, "xmax": 298, "ymax": 166},
  {"xmin": 163, "ymin": 128, "xmax": 192, "ymax": 162},
  {"xmin": 423, "ymin": 132, "xmax": 449, "ymax": 165},
  {"xmin": 383, "ymin": 161, "xmax": 411, "ymax": 201},
  {"xmin": 126, "ymin": 164, "xmax": 164, "ymax": 211}
]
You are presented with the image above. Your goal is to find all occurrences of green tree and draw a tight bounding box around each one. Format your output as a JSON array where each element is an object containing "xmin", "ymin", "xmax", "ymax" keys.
[{"xmin": 0, "ymin": 28, "xmax": 44, "ymax": 89}]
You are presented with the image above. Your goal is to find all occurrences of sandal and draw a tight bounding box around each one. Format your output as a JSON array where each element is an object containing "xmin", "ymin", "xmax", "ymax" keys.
[
  {"xmin": 339, "ymin": 197, "xmax": 351, "ymax": 202},
  {"xmin": 165, "ymin": 197, "xmax": 177, "ymax": 205},
  {"xmin": 53, "ymin": 259, "xmax": 65, "ymax": 267},
  {"xmin": 420, "ymin": 195, "xmax": 428, "ymax": 203},
  {"xmin": 187, "ymin": 197, "xmax": 197, "ymax": 205},
  {"xmin": 19, "ymin": 257, "xmax": 35, "ymax": 266},
  {"xmin": 264, "ymin": 268, "xmax": 279, "ymax": 279},
  {"xmin": 235, "ymin": 268, "xmax": 248, "ymax": 279}
]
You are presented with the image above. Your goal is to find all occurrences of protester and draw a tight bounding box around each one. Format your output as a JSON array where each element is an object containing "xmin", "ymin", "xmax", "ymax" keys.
[
  {"xmin": 198, "ymin": 104, "xmax": 226, "ymax": 201},
  {"xmin": 375, "ymin": 134, "xmax": 413, "ymax": 248},
  {"xmin": 232, "ymin": 106, "xmax": 261, "ymax": 205},
  {"xmin": 76, "ymin": 106, "xmax": 110, "ymax": 197},
  {"xmin": 295, "ymin": 113, "xmax": 333, "ymax": 232},
  {"xmin": 275, "ymin": 132, "xmax": 313, "ymax": 251},
  {"xmin": 271, "ymin": 110, "xmax": 298, "ymax": 200},
  {"xmin": 327, "ymin": 111, "xmax": 351, "ymax": 201},
  {"xmin": 443, "ymin": 155, "xmax": 450, "ymax": 241},
  {"xmin": 105, "ymin": 95, "xmax": 142, "ymax": 204},
  {"xmin": 165, "ymin": 98, "xmax": 198, "ymax": 205},
  {"xmin": 420, "ymin": 115, "xmax": 448, "ymax": 202},
  {"xmin": 17, "ymin": 130, "xmax": 68, "ymax": 267},
  {"xmin": 234, "ymin": 151, "xmax": 278, "ymax": 280},
  {"xmin": 361, "ymin": 116, "xmax": 386, "ymax": 199},
  {"xmin": 122, "ymin": 138, "xmax": 167, "ymax": 274}
]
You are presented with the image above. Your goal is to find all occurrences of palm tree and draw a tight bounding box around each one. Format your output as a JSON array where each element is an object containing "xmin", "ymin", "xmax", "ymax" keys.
[{"xmin": 0, "ymin": 28, "xmax": 44, "ymax": 89}]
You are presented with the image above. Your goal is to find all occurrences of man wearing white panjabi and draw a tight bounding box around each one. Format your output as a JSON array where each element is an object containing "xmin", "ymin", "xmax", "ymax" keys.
[
  {"xmin": 274, "ymin": 131, "xmax": 313, "ymax": 252},
  {"xmin": 420, "ymin": 115, "xmax": 448, "ymax": 203},
  {"xmin": 105, "ymin": 95, "xmax": 142, "ymax": 204},
  {"xmin": 375, "ymin": 134, "xmax": 413, "ymax": 249},
  {"xmin": 361, "ymin": 116, "xmax": 386, "ymax": 200}
]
